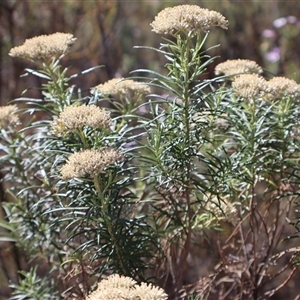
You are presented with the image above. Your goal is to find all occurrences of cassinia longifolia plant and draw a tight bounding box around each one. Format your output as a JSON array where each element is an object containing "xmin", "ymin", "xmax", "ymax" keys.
[{"xmin": 1, "ymin": 4, "xmax": 300, "ymax": 300}]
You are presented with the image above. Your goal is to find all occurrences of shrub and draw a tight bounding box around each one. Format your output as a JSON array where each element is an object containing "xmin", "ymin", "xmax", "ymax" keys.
[{"xmin": 1, "ymin": 4, "xmax": 300, "ymax": 300}]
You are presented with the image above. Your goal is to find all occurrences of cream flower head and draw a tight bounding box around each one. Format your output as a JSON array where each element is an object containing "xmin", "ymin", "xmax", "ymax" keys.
[
  {"xmin": 204, "ymin": 195, "xmax": 238, "ymax": 225},
  {"xmin": 96, "ymin": 274, "xmax": 137, "ymax": 289},
  {"xmin": 150, "ymin": 5, "xmax": 228, "ymax": 35},
  {"xmin": 93, "ymin": 78, "xmax": 150, "ymax": 97},
  {"xmin": 60, "ymin": 148, "xmax": 123, "ymax": 180},
  {"xmin": 232, "ymin": 74, "xmax": 266, "ymax": 99},
  {"xmin": 134, "ymin": 282, "xmax": 168, "ymax": 300},
  {"xmin": 86, "ymin": 274, "xmax": 167, "ymax": 300},
  {"xmin": 0, "ymin": 105, "xmax": 20, "ymax": 130},
  {"xmin": 9, "ymin": 32, "xmax": 76, "ymax": 61},
  {"xmin": 215, "ymin": 59, "xmax": 263, "ymax": 76},
  {"xmin": 51, "ymin": 104, "xmax": 111, "ymax": 137},
  {"xmin": 264, "ymin": 77, "xmax": 300, "ymax": 100}
]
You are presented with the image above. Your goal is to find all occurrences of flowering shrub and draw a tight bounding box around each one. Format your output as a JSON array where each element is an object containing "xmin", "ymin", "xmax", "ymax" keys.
[{"xmin": 1, "ymin": 4, "xmax": 300, "ymax": 300}]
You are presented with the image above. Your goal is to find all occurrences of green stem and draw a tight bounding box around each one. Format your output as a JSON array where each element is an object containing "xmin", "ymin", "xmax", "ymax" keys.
[
  {"xmin": 175, "ymin": 33, "xmax": 194, "ymax": 291},
  {"xmin": 43, "ymin": 60, "xmax": 69, "ymax": 111},
  {"xmin": 76, "ymin": 128, "xmax": 89, "ymax": 149},
  {"xmin": 247, "ymin": 98, "xmax": 258, "ymax": 285},
  {"xmin": 93, "ymin": 175, "xmax": 127, "ymax": 275}
]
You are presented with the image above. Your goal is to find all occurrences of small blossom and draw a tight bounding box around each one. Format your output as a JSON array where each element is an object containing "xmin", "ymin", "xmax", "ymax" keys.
[
  {"xmin": 215, "ymin": 59, "xmax": 263, "ymax": 76},
  {"xmin": 9, "ymin": 32, "xmax": 76, "ymax": 61},
  {"xmin": 261, "ymin": 29, "xmax": 276, "ymax": 39},
  {"xmin": 265, "ymin": 47, "xmax": 280, "ymax": 63},
  {"xmin": 264, "ymin": 77, "xmax": 300, "ymax": 100},
  {"xmin": 86, "ymin": 274, "xmax": 167, "ymax": 300},
  {"xmin": 93, "ymin": 78, "xmax": 150, "ymax": 97},
  {"xmin": 51, "ymin": 105, "xmax": 111, "ymax": 137},
  {"xmin": 0, "ymin": 105, "xmax": 20, "ymax": 130},
  {"xmin": 205, "ymin": 195, "xmax": 238, "ymax": 225},
  {"xmin": 150, "ymin": 5, "xmax": 228, "ymax": 35},
  {"xmin": 86, "ymin": 274, "xmax": 136, "ymax": 300},
  {"xmin": 97, "ymin": 274, "xmax": 137, "ymax": 289},
  {"xmin": 287, "ymin": 16, "xmax": 297, "ymax": 24},
  {"xmin": 134, "ymin": 282, "xmax": 168, "ymax": 300},
  {"xmin": 232, "ymin": 74, "xmax": 266, "ymax": 99},
  {"xmin": 273, "ymin": 17, "xmax": 287, "ymax": 28},
  {"xmin": 86, "ymin": 288, "xmax": 134, "ymax": 300},
  {"xmin": 61, "ymin": 148, "xmax": 123, "ymax": 180}
]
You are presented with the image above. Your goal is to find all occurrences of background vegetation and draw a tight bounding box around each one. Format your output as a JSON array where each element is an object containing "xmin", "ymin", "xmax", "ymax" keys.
[
  {"xmin": 1, "ymin": 1, "xmax": 300, "ymax": 299},
  {"xmin": 2, "ymin": 0, "xmax": 300, "ymax": 103}
]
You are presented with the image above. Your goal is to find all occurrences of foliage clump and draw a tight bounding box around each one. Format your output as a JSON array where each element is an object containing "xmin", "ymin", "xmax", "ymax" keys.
[{"xmin": 1, "ymin": 4, "xmax": 300, "ymax": 300}]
